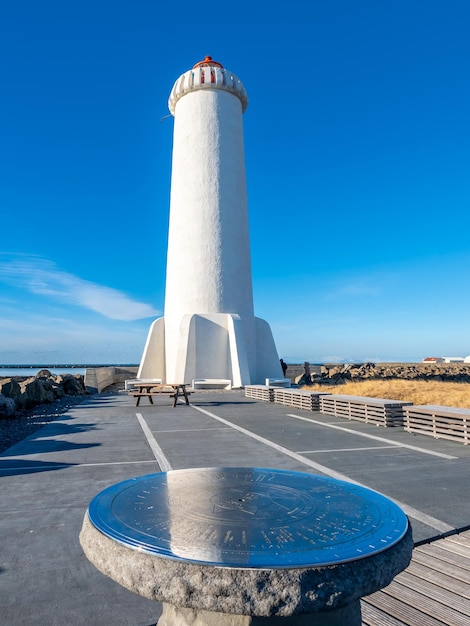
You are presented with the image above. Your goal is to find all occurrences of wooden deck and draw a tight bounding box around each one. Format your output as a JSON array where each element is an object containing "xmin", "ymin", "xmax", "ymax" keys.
[{"xmin": 361, "ymin": 529, "xmax": 470, "ymax": 625}]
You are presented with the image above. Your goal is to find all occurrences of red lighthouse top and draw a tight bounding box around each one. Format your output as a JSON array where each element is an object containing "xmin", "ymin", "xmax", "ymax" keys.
[{"xmin": 193, "ymin": 56, "xmax": 224, "ymax": 69}]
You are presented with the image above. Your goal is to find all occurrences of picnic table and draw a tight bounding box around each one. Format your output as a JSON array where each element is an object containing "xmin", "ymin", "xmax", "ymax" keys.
[{"xmin": 129, "ymin": 382, "xmax": 191, "ymax": 407}]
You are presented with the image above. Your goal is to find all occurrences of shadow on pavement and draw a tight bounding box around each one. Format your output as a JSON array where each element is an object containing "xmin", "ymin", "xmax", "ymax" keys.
[
  {"xmin": 2, "ymin": 440, "xmax": 101, "ymax": 456},
  {"xmin": 0, "ymin": 459, "xmax": 77, "ymax": 476},
  {"xmin": 190, "ymin": 400, "xmax": 257, "ymax": 406}
]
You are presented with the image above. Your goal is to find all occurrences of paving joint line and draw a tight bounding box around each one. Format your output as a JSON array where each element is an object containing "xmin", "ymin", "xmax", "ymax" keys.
[
  {"xmin": 136, "ymin": 412, "xmax": 173, "ymax": 471},
  {"xmin": 149, "ymin": 427, "xmax": 231, "ymax": 433},
  {"xmin": 0, "ymin": 459, "xmax": 158, "ymax": 471},
  {"xmin": 297, "ymin": 445, "xmax": 399, "ymax": 454}
]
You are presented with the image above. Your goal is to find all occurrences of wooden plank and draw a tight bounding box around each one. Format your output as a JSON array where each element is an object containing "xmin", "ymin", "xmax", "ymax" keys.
[
  {"xmin": 245, "ymin": 385, "xmax": 274, "ymax": 402},
  {"xmin": 396, "ymin": 570, "xmax": 470, "ymax": 614},
  {"xmin": 445, "ymin": 532, "xmax": 470, "ymax": 548},
  {"xmin": 405, "ymin": 561, "xmax": 470, "ymax": 599},
  {"xmin": 361, "ymin": 529, "xmax": 470, "ymax": 624},
  {"xmin": 380, "ymin": 579, "xmax": 470, "ymax": 626},
  {"xmin": 363, "ymin": 590, "xmax": 445, "ymax": 626},
  {"xmin": 273, "ymin": 388, "xmax": 327, "ymax": 411},
  {"xmin": 320, "ymin": 394, "xmax": 412, "ymax": 407},
  {"xmin": 412, "ymin": 549, "xmax": 470, "ymax": 583},
  {"xmin": 404, "ymin": 405, "xmax": 469, "ymax": 444},
  {"xmin": 406, "ymin": 404, "xmax": 470, "ymax": 418},
  {"xmin": 360, "ymin": 600, "xmax": 407, "ymax": 625},
  {"xmin": 413, "ymin": 544, "xmax": 470, "ymax": 571},
  {"xmin": 436, "ymin": 538, "xmax": 470, "ymax": 560},
  {"xmin": 405, "ymin": 422, "xmax": 469, "ymax": 444},
  {"xmin": 319, "ymin": 395, "xmax": 408, "ymax": 427}
]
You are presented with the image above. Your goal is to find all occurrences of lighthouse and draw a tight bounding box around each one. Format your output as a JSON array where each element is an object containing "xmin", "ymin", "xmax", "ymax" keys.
[{"xmin": 138, "ymin": 56, "xmax": 282, "ymax": 386}]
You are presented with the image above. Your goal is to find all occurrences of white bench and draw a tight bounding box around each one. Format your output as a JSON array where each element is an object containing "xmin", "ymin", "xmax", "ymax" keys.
[
  {"xmin": 319, "ymin": 395, "xmax": 412, "ymax": 427},
  {"xmin": 265, "ymin": 377, "xmax": 291, "ymax": 388},
  {"xmin": 192, "ymin": 379, "xmax": 232, "ymax": 390},
  {"xmin": 124, "ymin": 378, "xmax": 162, "ymax": 391},
  {"xmin": 404, "ymin": 405, "xmax": 470, "ymax": 444}
]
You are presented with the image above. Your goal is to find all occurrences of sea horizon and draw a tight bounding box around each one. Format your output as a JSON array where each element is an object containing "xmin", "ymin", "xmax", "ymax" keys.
[{"xmin": 0, "ymin": 364, "xmax": 139, "ymax": 378}]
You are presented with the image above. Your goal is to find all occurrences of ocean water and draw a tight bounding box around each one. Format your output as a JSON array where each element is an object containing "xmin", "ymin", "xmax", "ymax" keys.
[{"xmin": 0, "ymin": 367, "xmax": 87, "ymax": 377}]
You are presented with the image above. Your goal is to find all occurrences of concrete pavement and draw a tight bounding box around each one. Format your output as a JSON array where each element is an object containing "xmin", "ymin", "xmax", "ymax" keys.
[{"xmin": 1, "ymin": 389, "xmax": 469, "ymax": 625}]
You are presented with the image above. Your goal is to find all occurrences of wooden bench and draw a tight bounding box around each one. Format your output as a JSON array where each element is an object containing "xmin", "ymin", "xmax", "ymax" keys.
[
  {"xmin": 319, "ymin": 394, "xmax": 412, "ymax": 427},
  {"xmin": 404, "ymin": 404, "xmax": 470, "ymax": 444},
  {"xmin": 273, "ymin": 388, "xmax": 331, "ymax": 411},
  {"xmin": 245, "ymin": 385, "xmax": 275, "ymax": 402},
  {"xmin": 129, "ymin": 383, "xmax": 191, "ymax": 407}
]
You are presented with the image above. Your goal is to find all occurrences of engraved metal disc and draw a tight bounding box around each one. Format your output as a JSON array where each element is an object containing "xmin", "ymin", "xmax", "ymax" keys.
[{"xmin": 88, "ymin": 467, "xmax": 408, "ymax": 568}]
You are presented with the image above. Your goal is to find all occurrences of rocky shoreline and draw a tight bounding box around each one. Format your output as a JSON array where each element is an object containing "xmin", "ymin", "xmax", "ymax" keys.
[
  {"xmin": 0, "ymin": 393, "xmax": 89, "ymax": 454},
  {"xmin": 0, "ymin": 371, "xmax": 127, "ymax": 455},
  {"xmin": 289, "ymin": 362, "xmax": 470, "ymax": 386},
  {"xmin": 0, "ymin": 370, "xmax": 91, "ymax": 454}
]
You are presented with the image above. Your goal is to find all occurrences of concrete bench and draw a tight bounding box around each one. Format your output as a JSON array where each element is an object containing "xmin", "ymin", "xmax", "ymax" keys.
[
  {"xmin": 319, "ymin": 394, "xmax": 412, "ymax": 427},
  {"xmin": 265, "ymin": 377, "xmax": 291, "ymax": 387},
  {"xmin": 191, "ymin": 378, "xmax": 232, "ymax": 390},
  {"xmin": 404, "ymin": 404, "xmax": 470, "ymax": 444},
  {"xmin": 273, "ymin": 388, "xmax": 332, "ymax": 411},
  {"xmin": 124, "ymin": 378, "xmax": 162, "ymax": 391},
  {"xmin": 245, "ymin": 384, "xmax": 275, "ymax": 402}
]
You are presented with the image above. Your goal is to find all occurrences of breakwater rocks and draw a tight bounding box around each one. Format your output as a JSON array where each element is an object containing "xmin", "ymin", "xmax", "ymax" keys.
[
  {"xmin": 0, "ymin": 369, "xmax": 88, "ymax": 417},
  {"xmin": 293, "ymin": 362, "xmax": 470, "ymax": 386}
]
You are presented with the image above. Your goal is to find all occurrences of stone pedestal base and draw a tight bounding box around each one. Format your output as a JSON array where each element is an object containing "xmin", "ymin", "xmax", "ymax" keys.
[
  {"xmin": 79, "ymin": 469, "xmax": 413, "ymax": 626},
  {"xmin": 80, "ymin": 513, "xmax": 412, "ymax": 619},
  {"xmin": 158, "ymin": 602, "xmax": 361, "ymax": 625}
]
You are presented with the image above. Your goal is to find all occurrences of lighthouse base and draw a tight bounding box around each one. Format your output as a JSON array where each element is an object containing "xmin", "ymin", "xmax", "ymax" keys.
[{"xmin": 138, "ymin": 313, "xmax": 282, "ymax": 387}]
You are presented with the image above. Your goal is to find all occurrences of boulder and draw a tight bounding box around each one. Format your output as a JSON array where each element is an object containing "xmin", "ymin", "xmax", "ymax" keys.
[
  {"xmin": 19, "ymin": 378, "xmax": 56, "ymax": 408},
  {"xmin": 59, "ymin": 374, "xmax": 87, "ymax": 395},
  {"xmin": 35, "ymin": 369, "xmax": 53, "ymax": 378},
  {"xmin": 0, "ymin": 378, "xmax": 22, "ymax": 402},
  {"xmin": 0, "ymin": 394, "xmax": 16, "ymax": 417}
]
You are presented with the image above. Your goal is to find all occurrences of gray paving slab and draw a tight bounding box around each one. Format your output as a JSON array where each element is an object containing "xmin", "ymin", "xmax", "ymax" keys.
[{"xmin": 1, "ymin": 389, "xmax": 469, "ymax": 625}]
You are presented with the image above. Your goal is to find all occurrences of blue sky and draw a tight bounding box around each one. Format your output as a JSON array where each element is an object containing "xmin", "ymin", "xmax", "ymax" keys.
[{"xmin": 1, "ymin": 1, "xmax": 469, "ymax": 364}]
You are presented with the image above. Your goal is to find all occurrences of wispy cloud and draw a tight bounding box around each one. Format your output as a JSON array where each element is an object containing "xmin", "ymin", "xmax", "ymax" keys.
[
  {"xmin": 326, "ymin": 282, "xmax": 382, "ymax": 299},
  {"xmin": 0, "ymin": 254, "xmax": 160, "ymax": 321}
]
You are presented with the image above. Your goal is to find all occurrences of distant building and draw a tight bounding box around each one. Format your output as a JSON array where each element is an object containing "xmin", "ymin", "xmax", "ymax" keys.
[
  {"xmin": 464, "ymin": 356, "xmax": 470, "ymax": 364},
  {"xmin": 422, "ymin": 357, "xmax": 444, "ymax": 363},
  {"xmin": 442, "ymin": 357, "xmax": 465, "ymax": 363}
]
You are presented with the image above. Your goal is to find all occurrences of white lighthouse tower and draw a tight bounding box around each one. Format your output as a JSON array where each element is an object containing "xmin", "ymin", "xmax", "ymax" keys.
[{"xmin": 138, "ymin": 56, "xmax": 282, "ymax": 386}]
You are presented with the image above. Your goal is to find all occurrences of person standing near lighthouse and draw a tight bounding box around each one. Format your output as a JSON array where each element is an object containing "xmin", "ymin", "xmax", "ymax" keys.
[{"xmin": 138, "ymin": 56, "xmax": 282, "ymax": 386}]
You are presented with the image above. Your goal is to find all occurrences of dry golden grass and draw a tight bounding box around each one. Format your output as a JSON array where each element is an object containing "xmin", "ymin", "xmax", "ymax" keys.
[{"xmin": 305, "ymin": 379, "xmax": 470, "ymax": 409}]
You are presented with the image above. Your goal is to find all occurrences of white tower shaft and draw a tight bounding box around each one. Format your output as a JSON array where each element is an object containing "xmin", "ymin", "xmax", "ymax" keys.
[{"xmin": 165, "ymin": 88, "xmax": 254, "ymax": 317}]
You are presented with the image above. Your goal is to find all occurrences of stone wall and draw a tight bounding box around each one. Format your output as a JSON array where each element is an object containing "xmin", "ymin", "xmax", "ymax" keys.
[{"xmin": 84, "ymin": 366, "xmax": 138, "ymax": 393}]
